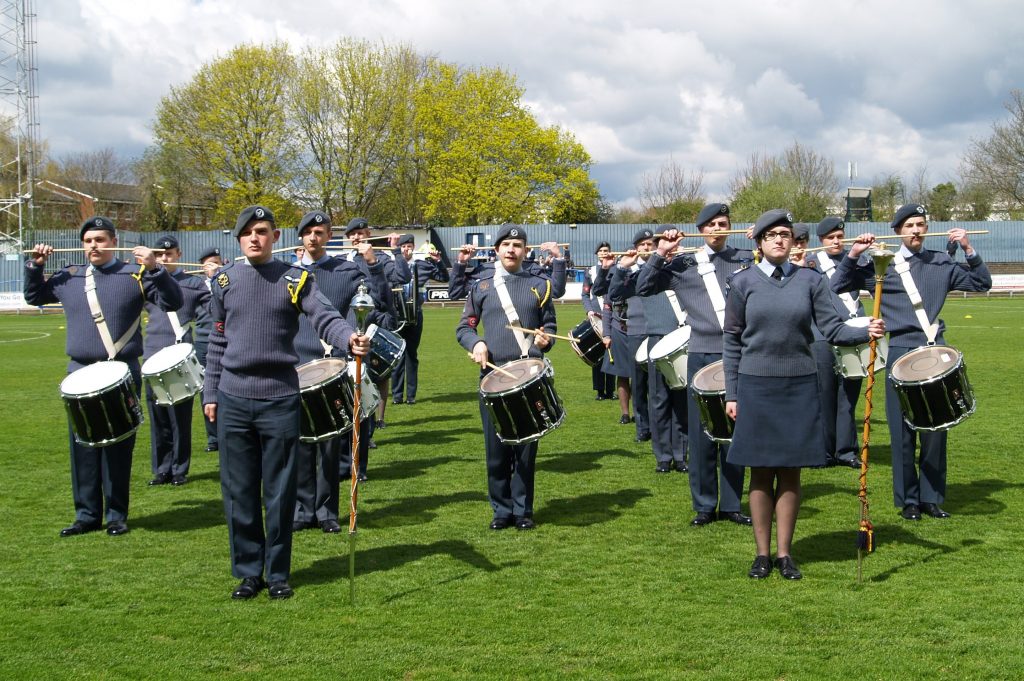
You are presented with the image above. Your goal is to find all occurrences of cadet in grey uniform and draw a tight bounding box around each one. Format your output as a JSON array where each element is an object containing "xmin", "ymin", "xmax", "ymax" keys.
[
  {"xmin": 831, "ymin": 204, "xmax": 991, "ymax": 521},
  {"xmin": 449, "ymin": 237, "xmax": 568, "ymax": 301},
  {"xmin": 25, "ymin": 217, "xmax": 183, "ymax": 537},
  {"xmin": 582, "ymin": 242, "xmax": 616, "ymax": 401},
  {"xmin": 392, "ymin": 235, "xmax": 449, "ymax": 404},
  {"xmin": 193, "ymin": 246, "xmax": 222, "ymax": 452},
  {"xmin": 456, "ymin": 224, "xmax": 557, "ymax": 531},
  {"xmin": 203, "ymin": 205, "xmax": 369, "ymax": 600}
]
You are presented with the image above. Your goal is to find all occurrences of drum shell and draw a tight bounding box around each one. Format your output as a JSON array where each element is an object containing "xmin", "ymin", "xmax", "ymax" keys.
[
  {"xmin": 691, "ymin": 360, "xmax": 733, "ymax": 443},
  {"xmin": 831, "ymin": 318, "xmax": 888, "ymax": 378},
  {"xmin": 649, "ymin": 326, "xmax": 691, "ymax": 390},
  {"xmin": 298, "ymin": 359, "xmax": 355, "ymax": 443},
  {"xmin": 60, "ymin": 362, "xmax": 143, "ymax": 447},
  {"xmin": 890, "ymin": 347, "xmax": 976, "ymax": 431},
  {"xmin": 366, "ymin": 325, "xmax": 407, "ymax": 382},
  {"xmin": 480, "ymin": 359, "xmax": 565, "ymax": 444},
  {"xmin": 141, "ymin": 343, "xmax": 205, "ymax": 406},
  {"xmin": 634, "ymin": 338, "xmax": 649, "ymax": 372},
  {"xmin": 568, "ymin": 318, "xmax": 605, "ymax": 367}
]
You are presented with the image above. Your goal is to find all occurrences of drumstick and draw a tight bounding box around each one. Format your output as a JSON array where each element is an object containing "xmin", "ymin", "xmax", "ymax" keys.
[
  {"xmin": 21, "ymin": 247, "xmax": 166, "ymax": 254},
  {"xmin": 329, "ymin": 234, "xmax": 394, "ymax": 241},
  {"xmin": 800, "ymin": 230, "xmax": 991, "ymax": 254},
  {"xmin": 466, "ymin": 353, "xmax": 517, "ymax": 378},
  {"xmin": 526, "ymin": 243, "xmax": 571, "ymax": 248},
  {"xmin": 607, "ymin": 247, "xmax": 702, "ymax": 256},
  {"xmin": 505, "ymin": 324, "xmax": 576, "ymax": 343}
]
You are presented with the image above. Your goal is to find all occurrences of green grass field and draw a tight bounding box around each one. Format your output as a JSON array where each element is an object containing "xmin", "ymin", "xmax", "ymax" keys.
[{"xmin": 1, "ymin": 299, "xmax": 1022, "ymax": 680}]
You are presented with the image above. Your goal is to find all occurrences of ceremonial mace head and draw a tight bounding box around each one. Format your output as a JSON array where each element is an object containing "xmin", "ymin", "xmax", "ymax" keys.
[
  {"xmin": 867, "ymin": 243, "xmax": 895, "ymax": 281},
  {"xmin": 351, "ymin": 282, "xmax": 375, "ymax": 335}
]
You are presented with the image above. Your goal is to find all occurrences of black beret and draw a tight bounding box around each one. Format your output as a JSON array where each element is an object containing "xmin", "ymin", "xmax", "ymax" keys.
[
  {"xmin": 632, "ymin": 228, "xmax": 655, "ymax": 247},
  {"xmin": 397, "ymin": 234, "xmax": 415, "ymax": 247},
  {"xmin": 792, "ymin": 223, "xmax": 811, "ymax": 241},
  {"xmin": 695, "ymin": 203, "xmax": 729, "ymax": 230},
  {"xmin": 232, "ymin": 205, "xmax": 275, "ymax": 238},
  {"xmin": 493, "ymin": 223, "xmax": 527, "ymax": 247},
  {"xmin": 198, "ymin": 246, "xmax": 221, "ymax": 262},
  {"xmin": 816, "ymin": 216, "xmax": 845, "ymax": 239},
  {"xmin": 752, "ymin": 209, "xmax": 794, "ymax": 241},
  {"xmin": 891, "ymin": 203, "xmax": 927, "ymax": 230},
  {"xmin": 297, "ymin": 210, "xmax": 330, "ymax": 237},
  {"xmin": 594, "ymin": 241, "xmax": 611, "ymax": 253},
  {"xmin": 79, "ymin": 216, "xmax": 116, "ymax": 240},
  {"xmin": 154, "ymin": 235, "xmax": 180, "ymax": 251},
  {"xmin": 345, "ymin": 217, "xmax": 369, "ymax": 235}
]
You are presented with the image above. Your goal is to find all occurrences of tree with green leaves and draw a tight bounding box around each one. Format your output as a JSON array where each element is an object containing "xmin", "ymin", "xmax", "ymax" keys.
[
  {"xmin": 963, "ymin": 89, "xmax": 1024, "ymax": 215},
  {"xmin": 728, "ymin": 142, "xmax": 840, "ymax": 222},
  {"xmin": 869, "ymin": 173, "xmax": 905, "ymax": 222},
  {"xmin": 927, "ymin": 182, "xmax": 957, "ymax": 221}
]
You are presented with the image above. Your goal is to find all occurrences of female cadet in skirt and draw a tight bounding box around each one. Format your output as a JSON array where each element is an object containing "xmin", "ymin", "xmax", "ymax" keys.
[{"xmin": 722, "ymin": 209, "xmax": 885, "ymax": 580}]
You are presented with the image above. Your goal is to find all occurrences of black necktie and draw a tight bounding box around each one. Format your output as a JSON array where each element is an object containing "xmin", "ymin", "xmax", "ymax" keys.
[{"xmin": 771, "ymin": 266, "xmax": 783, "ymax": 281}]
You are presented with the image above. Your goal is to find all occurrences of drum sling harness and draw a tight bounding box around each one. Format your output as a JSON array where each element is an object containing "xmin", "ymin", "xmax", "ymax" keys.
[
  {"xmin": 85, "ymin": 264, "xmax": 142, "ymax": 360},
  {"xmin": 694, "ymin": 249, "xmax": 726, "ymax": 329},
  {"xmin": 816, "ymin": 252, "xmax": 860, "ymax": 319},
  {"xmin": 664, "ymin": 290, "xmax": 688, "ymax": 327},
  {"xmin": 892, "ymin": 253, "xmax": 939, "ymax": 345},
  {"xmin": 493, "ymin": 266, "xmax": 532, "ymax": 359}
]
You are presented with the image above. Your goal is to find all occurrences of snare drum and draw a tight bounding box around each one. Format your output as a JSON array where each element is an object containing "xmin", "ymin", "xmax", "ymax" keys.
[
  {"xmin": 348, "ymin": 361, "xmax": 382, "ymax": 419},
  {"xmin": 634, "ymin": 338, "xmax": 650, "ymax": 372},
  {"xmin": 480, "ymin": 358, "xmax": 565, "ymax": 444},
  {"xmin": 297, "ymin": 358, "xmax": 355, "ymax": 443},
  {"xmin": 391, "ymin": 287, "xmax": 409, "ymax": 332},
  {"xmin": 649, "ymin": 326, "xmax": 691, "ymax": 390},
  {"xmin": 366, "ymin": 323, "xmax": 407, "ymax": 382},
  {"xmin": 832, "ymin": 317, "xmax": 888, "ymax": 378},
  {"xmin": 889, "ymin": 345, "xmax": 976, "ymax": 431},
  {"xmin": 691, "ymin": 360, "xmax": 733, "ymax": 443},
  {"xmin": 568, "ymin": 318, "xmax": 605, "ymax": 367},
  {"xmin": 60, "ymin": 361, "xmax": 144, "ymax": 447},
  {"xmin": 141, "ymin": 343, "xmax": 204, "ymax": 405}
]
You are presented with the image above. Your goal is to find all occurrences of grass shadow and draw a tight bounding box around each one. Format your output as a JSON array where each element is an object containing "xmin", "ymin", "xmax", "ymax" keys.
[
  {"xmin": 131, "ymin": 498, "xmax": 224, "ymax": 532},
  {"xmin": 418, "ymin": 391, "xmax": 480, "ymax": 405},
  {"xmin": 944, "ymin": 478, "xmax": 1024, "ymax": 516},
  {"xmin": 361, "ymin": 490, "xmax": 485, "ymax": 529},
  {"xmin": 376, "ymin": 412, "xmax": 466, "ymax": 428},
  {"xmin": 539, "ymin": 448, "xmax": 636, "ymax": 474},
  {"xmin": 369, "ymin": 454, "xmax": 469, "ymax": 482},
  {"xmin": 374, "ymin": 428, "xmax": 480, "ymax": 447},
  {"xmin": 541, "ymin": 488, "xmax": 653, "ymax": 527}
]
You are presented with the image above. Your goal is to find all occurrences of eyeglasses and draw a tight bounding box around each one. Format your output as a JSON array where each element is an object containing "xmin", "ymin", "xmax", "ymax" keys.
[{"xmin": 762, "ymin": 231, "xmax": 793, "ymax": 241}]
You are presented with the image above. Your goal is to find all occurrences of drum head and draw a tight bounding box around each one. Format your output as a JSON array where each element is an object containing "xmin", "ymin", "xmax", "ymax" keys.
[
  {"xmin": 60, "ymin": 361, "xmax": 131, "ymax": 396},
  {"xmin": 480, "ymin": 358, "xmax": 548, "ymax": 394},
  {"xmin": 890, "ymin": 346, "xmax": 962, "ymax": 383},
  {"xmin": 142, "ymin": 343, "xmax": 195, "ymax": 375},
  {"xmin": 649, "ymin": 326, "xmax": 691, "ymax": 361},
  {"xmin": 298, "ymin": 358, "xmax": 347, "ymax": 388},
  {"xmin": 589, "ymin": 315, "xmax": 603, "ymax": 336},
  {"xmin": 635, "ymin": 338, "xmax": 649, "ymax": 363},
  {"xmin": 692, "ymin": 360, "xmax": 726, "ymax": 393}
]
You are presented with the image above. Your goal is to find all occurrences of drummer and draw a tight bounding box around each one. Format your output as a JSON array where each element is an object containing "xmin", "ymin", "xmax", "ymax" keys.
[
  {"xmin": 24, "ymin": 217, "xmax": 183, "ymax": 537},
  {"xmin": 456, "ymin": 223, "xmax": 557, "ymax": 531},
  {"xmin": 636, "ymin": 203, "xmax": 754, "ymax": 526},
  {"xmin": 831, "ymin": 204, "xmax": 992, "ymax": 521},
  {"xmin": 143, "ymin": 235, "xmax": 212, "ymax": 487},
  {"xmin": 590, "ymin": 244, "xmax": 633, "ymax": 425},
  {"xmin": 293, "ymin": 210, "xmax": 391, "ymax": 532},
  {"xmin": 722, "ymin": 209, "xmax": 884, "ymax": 579},
  {"xmin": 582, "ymin": 242, "xmax": 616, "ymax": 401},
  {"xmin": 193, "ymin": 246, "xmax": 223, "ymax": 452},
  {"xmin": 448, "ymin": 239, "xmax": 568, "ymax": 301},
  {"xmin": 392, "ymin": 235, "xmax": 449, "ymax": 405}
]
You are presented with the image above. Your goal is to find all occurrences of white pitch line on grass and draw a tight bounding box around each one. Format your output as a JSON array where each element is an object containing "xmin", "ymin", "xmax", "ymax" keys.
[{"xmin": 0, "ymin": 331, "xmax": 51, "ymax": 343}]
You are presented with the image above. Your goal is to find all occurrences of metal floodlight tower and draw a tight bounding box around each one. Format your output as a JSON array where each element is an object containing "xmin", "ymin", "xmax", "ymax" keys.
[{"xmin": 0, "ymin": 0, "xmax": 39, "ymax": 289}]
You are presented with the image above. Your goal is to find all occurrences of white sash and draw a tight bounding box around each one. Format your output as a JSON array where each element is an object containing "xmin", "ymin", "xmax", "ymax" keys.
[
  {"xmin": 85, "ymin": 265, "xmax": 141, "ymax": 359},
  {"xmin": 664, "ymin": 290, "xmax": 688, "ymax": 327},
  {"xmin": 694, "ymin": 249, "xmax": 726, "ymax": 329},
  {"xmin": 589, "ymin": 265, "xmax": 604, "ymax": 309},
  {"xmin": 816, "ymin": 252, "xmax": 860, "ymax": 318},
  {"xmin": 493, "ymin": 266, "xmax": 531, "ymax": 358},
  {"xmin": 166, "ymin": 310, "xmax": 186, "ymax": 343},
  {"xmin": 893, "ymin": 253, "xmax": 939, "ymax": 344}
]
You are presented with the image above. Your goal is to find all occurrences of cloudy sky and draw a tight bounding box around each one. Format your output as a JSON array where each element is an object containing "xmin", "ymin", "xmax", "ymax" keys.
[{"xmin": 26, "ymin": 0, "xmax": 1024, "ymax": 205}]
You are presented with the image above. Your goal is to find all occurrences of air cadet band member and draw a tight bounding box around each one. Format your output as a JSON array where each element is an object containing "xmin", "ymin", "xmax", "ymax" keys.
[
  {"xmin": 448, "ymin": 239, "xmax": 568, "ymax": 301},
  {"xmin": 456, "ymin": 224, "xmax": 557, "ymax": 531},
  {"xmin": 582, "ymin": 242, "xmax": 616, "ymax": 401},
  {"xmin": 723, "ymin": 209, "xmax": 884, "ymax": 580},
  {"xmin": 590, "ymin": 246, "xmax": 633, "ymax": 425},
  {"xmin": 832, "ymin": 204, "xmax": 992, "ymax": 521},
  {"xmin": 144, "ymin": 235, "xmax": 211, "ymax": 487},
  {"xmin": 606, "ymin": 229, "xmax": 656, "ymax": 442},
  {"xmin": 25, "ymin": 217, "xmax": 184, "ymax": 537},
  {"xmin": 194, "ymin": 246, "xmax": 223, "ymax": 452},
  {"xmin": 638, "ymin": 204, "xmax": 753, "ymax": 525},
  {"xmin": 392, "ymin": 234, "xmax": 450, "ymax": 405},
  {"xmin": 203, "ymin": 206, "xmax": 369, "ymax": 600},
  {"xmin": 809, "ymin": 217, "xmax": 865, "ymax": 468},
  {"xmin": 291, "ymin": 211, "xmax": 391, "ymax": 534}
]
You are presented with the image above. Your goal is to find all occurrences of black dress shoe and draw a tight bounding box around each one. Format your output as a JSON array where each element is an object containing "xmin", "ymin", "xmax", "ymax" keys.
[
  {"xmin": 655, "ymin": 463, "xmax": 672, "ymax": 473},
  {"xmin": 674, "ymin": 460, "xmax": 688, "ymax": 473},
  {"xmin": 268, "ymin": 581, "xmax": 294, "ymax": 599},
  {"xmin": 357, "ymin": 472, "xmax": 368, "ymax": 482},
  {"xmin": 292, "ymin": 519, "xmax": 316, "ymax": 532},
  {"xmin": 489, "ymin": 516, "xmax": 513, "ymax": 530},
  {"xmin": 635, "ymin": 432, "xmax": 652, "ymax": 442},
  {"xmin": 920, "ymin": 503, "xmax": 951, "ymax": 518},
  {"xmin": 376, "ymin": 420, "xmax": 386, "ymax": 430},
  {"xmin": 691, "ymin": 512, "xmax": 715, "ymax": 527},
  {"xmin": 748, "ymin": 555, "xmax": 772, "ymax": 579},
  {"xmin": 392, "ymin": 398, "xmax": 404, "ymax": 405},
  {"xmin": 595, "ymin": 394, "xmax": 606, "ymax": 401},
  {"xmin": 775, "ymin": 555, "xmax": 802, "ymax": 580},
  {"xmin": 719, "ymin": 511, "xmax": 753, "ymax": 526},
  {"xmin": 515, "ymin": 517, "xmax": 536, "ymax": 531},
  {"xmin": 320, "ymin": 519, "xmax": 342, "ymax": 533},
  {"xmin": 205, "ymin": 443, "xmax": 218, "ymax": 452},
  {"xmin": 367, "ymin": 440, "xmax": 377, "ymax": 449},
  {"xmin": 900, "ymin": 504, "xmax": 922, "ymax": 521},
  {"xmin": 618, "ymin": 414, "xmax": 632, "ymax": 425},
  {"xmin": 60, "ymin": 520, "xmax": 101, "ymax": 537},
  {"xmin": 406, "ymin": 398, "xmax": 416, "ymax": 405},
  {"xmin": 106, "ymin": 521, "xmax": 129, "ymax": 536},
  {"xmin": 171, "ymin": 475, "xmax": 188, "ymax": 486},
  {"xmin": 836, "ymin": 455, "xmax": 861, "ymax": 469},
  {"xmin": 231, "ymin": 576, "xmax": 266, "ymax": 600},
  {"xmin": 148, "ymin": 473, "xmax": 171, "ymax": 486}
]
